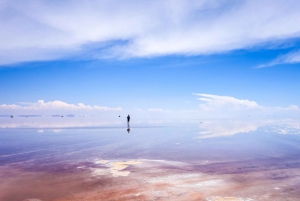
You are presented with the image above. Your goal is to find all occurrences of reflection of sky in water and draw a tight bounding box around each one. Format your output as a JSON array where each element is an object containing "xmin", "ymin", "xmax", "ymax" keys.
[{"xmin": 1, "ymin": 118, "xmax": 300, "ymax": 169}]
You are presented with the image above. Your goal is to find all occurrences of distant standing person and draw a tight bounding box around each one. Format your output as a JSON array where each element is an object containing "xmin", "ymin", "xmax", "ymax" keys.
[{"xmin": 127, "ymin": 115, "xmax": 130, "ymax": 123}]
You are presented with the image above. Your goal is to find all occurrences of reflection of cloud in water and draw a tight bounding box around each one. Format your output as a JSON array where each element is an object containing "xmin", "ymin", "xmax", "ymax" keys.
[
  {"xmin": 147, "ymin": 120, "xmax": 164, "ymax": 124},
  {"xmin": 0, "ymin": 118, "xmax": 122, "ymax": 128},
  {"xmin": 0, "ymin": 118, "xmax": 176, "ymax": 128},
  {"xmin": 0, "ymin": 117, "xmax": 203, "ymax": 129},
  {"xmin": 199, "ymin": 119, "xmax": 300, "ymax": 138},
  {"xmin": 37, "ymin": 129, "xmax": 65, "ymax": 133},
  {"xmin": 265, "ymin": 120, "xmax": 300, "ymax": 134},
  {"xmin": 199, "ymin": 124, "xmax": 257, "ymax": 138},
  {"xmin": 52, "ymin": 129, "xmax": 62, "ymax": 133}
]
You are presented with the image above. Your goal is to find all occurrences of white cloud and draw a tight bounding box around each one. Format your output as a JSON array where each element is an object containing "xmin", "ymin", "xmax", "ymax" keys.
[
  {"xmin": 1, "ymin": 0, "xmax": 300, "ymax": 65},
  {"xmin": 148, "ymin": 108, "xmax": 173, "ymax": 112},
  {"xmin": 193, "ymin": 93, "xmax": 261, "ymax": 111},
  {"xmin": 257, "ymin": 50, "xmax": 300, "ymax": 68},
  {"xmin": 193, "ymin": 93, "xmax": 300, "ymax": 118},
  {"xmin": 148, "ymin": 108, "xmax": 164, "ymax": 112},
  {"xmin": 0, "ymin": 100, "xmax": 121, "ymax": 111},
  {"xmin": 1, "ymin": 95, "xmax": 298, "ymax": 119},
  {"xmin": 146, "ymin": 92, "xmax": 300, "ymax": 118},
  {"xmin": 0, "ymin": 104, "xmax": 21, "ymax": 109}
]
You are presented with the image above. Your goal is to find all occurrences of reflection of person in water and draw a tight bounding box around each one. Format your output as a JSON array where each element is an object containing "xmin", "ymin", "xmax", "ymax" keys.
[
  {"xmin": 127, "ymin": 123, "xmax": 130, "ymax": 133},
  {"xmin": 127, "ymin": 115, "xmax": 130, "ymax": 123}
]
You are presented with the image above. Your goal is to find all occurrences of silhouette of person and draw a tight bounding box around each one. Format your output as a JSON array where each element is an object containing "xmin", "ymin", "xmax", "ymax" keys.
[{"xmin": 127, "ymin": 115, "xmax": 130, "ymax": 123}]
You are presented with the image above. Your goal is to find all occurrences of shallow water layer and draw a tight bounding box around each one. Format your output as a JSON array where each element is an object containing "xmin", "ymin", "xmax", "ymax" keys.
[{"xmin": 0, "ymin": 118, "xmax": 300, "ymax": 201}]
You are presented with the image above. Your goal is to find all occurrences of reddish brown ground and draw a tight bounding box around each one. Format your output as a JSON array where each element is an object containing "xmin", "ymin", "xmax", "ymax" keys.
[{"xmin": 1, "ymin": 159, "xmax": 300, "ymax": 201}]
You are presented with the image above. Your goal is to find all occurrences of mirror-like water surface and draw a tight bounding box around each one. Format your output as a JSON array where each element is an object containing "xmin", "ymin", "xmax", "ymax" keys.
[{"xmin": 1, "ymin": 118, "xmax": 300, "ymax": 201}]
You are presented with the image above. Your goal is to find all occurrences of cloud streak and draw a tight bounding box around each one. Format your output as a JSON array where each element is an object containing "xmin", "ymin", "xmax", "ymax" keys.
[
  {"xmin": 257, "ymin": 50, "xmax": 300, "ymax": 68},
  {"xmin": 1, "ymin": 0, "xmax": 300, "ymax": 65}
]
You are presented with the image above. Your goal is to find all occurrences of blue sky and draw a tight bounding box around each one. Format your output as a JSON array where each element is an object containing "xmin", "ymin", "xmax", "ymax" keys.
[{"xmin": 1, "ymin": 0, "xmax": 300, "ymax": 118}]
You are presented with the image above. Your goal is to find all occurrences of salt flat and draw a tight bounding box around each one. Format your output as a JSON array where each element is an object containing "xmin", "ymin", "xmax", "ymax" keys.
[{"xmin": 0, "ymin": 118, "xmax": 300, "ymax": 201}]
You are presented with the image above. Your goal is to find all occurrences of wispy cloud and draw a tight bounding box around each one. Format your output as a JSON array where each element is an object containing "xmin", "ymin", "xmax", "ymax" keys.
[
  {"xmin": 257, "ymin": 50, "xmax": 300, "ymax": 68},
  {"xmin": 0, "ymin": 100, "xmax": 121, "ymax": 111},
  {"xmin": 1, "ymin": 0, "xmax": 300, "ymax": 65},
  {"xmin": 193, "ymin": 93, "xmax": 300, "ymax": 117},
  {"xmin": 193, "ymin": 93, "xmax": 261, "ymax": 111},
  {"xmin": 135, "ymin": 94, "xmax": 300, "ymax": 119}
]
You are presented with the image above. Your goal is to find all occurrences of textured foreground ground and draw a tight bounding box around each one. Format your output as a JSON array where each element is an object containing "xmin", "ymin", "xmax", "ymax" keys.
[{"xmin": 1, "ymin": 158, "xmax": 300, "ymax": 201}]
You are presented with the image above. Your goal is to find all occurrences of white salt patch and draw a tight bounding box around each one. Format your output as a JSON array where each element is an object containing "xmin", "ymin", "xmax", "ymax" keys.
[
  {"xmin": 95, "ymin": 160, "xmax": 108, "ymax": 164},
  {"xmin": 274, "ymin": 187, "xmax": 280, "ymax": 190},
  {"xmin": 111, "ymin": 169, "xmax": 131, "ymax": 176},
  {"xmin": 147, "ymin": 173, "xmax": 204, "ymax": 183},
  {"xmin": 110, "ymin": 161, "xmax": 142, "ymax": 177},
  {"xmin": 91, "ymin": 168, "xmax": 108, "ymax": 176},
  {"xmin": 207, "ymin": 196, "xmax": 244, "ymax": 201},
  {"xmin": 196, "ymin": 180, "xmax": 223, "ymax": 186},
  {"xmin": 92, "ymin": 160, "xmax": 142, "ymax": 177}
]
